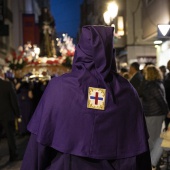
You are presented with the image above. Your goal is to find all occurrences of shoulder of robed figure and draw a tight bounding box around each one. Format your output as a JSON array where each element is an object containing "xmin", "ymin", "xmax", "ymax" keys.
[
  {"xmin": 49, "ymin": 73, "xmax": 72, "ymax": 84},
  {"xmin": 0, "ymin": 79, "xmax": 12, "ymax": 89},
  {"xmin": 5, "ymin": 79, "xmax": 16, "ymax": 89}
]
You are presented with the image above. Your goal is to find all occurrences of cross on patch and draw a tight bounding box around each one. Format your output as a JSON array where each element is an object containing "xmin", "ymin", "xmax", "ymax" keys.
[
  {"xmin": 90, "ymin": 92, "xmax": 104, "ymax": 105},
  {"xmin": 87, "ymin": 87, "xmax": 106, "ymax": 110}
]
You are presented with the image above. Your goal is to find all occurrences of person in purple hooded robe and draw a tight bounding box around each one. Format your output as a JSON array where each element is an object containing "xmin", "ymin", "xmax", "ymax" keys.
[{"xmin": 21, "ymin": 26, "xmax": 151, "ymax": 170}]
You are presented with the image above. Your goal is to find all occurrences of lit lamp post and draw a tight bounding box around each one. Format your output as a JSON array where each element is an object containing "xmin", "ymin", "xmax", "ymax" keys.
[
  {"xmin": 103, "ymin": 2, "xmax": 125, "ymax": 36},
  {"xmin": 103, "ymin": 1, "xmax": 118, "ymax": 26}
]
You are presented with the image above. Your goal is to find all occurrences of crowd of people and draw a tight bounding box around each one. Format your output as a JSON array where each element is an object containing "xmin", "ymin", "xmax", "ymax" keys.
[
  {"xmin": 119, "ymin": 60, "xmax": 170, "ymax": 169},
  {"xmin": 1, "ymin": 60, "xmax": 170, "ymax": 169},
  {"xmin": 0, "ymin": 69, "xmax": 50, "ymax": 163},
  {"xmin": 14, "ymin": 75, "xmax": 50, "ymax": 135}
]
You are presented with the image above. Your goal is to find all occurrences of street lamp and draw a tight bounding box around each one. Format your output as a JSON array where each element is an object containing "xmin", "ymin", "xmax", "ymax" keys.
[
  {"xmin": 103, "ymin": 1, "xmax": 118, "ymax": 25},
  {"xmin": 103, "ymin": 11, "xmax": 111, "ymax": 25},
  {"xmin": 107, "ymin": 2, "xmax": 118, "ymax": 20}
]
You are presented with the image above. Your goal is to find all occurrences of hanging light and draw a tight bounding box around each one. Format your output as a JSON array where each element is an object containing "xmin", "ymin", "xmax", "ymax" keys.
[
  {"xmin": 153, "ymin": 40, "xmax": 162, "ymax": 45},
  {"xmin": 103, "ymin": 11, "xmax": 111, "ymax": 25},
  {"xmin": 117, "ymin": 16, "xmax": 124, "ymax": 36},
  {"xmin": 107, "ymin": 2, "xmax": 118, "ymax": 20},
  {"xmin": 103, "ymin": 1, "xmax": 119, "ymax": 25}
]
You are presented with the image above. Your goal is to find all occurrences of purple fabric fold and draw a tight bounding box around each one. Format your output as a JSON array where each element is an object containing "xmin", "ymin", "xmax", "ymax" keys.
[{"xmin": 27, "ymin": 25, "xmax": 149, "ymax": 159}]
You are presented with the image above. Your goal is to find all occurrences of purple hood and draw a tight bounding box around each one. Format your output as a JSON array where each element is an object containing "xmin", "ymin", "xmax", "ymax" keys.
[{"xmin": 28, "ymin": 25, "xmax": 149, "ymax": 159}]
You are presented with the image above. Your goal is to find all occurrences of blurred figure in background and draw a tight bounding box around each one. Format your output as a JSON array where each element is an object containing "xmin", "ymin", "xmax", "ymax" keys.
[
  {"xmin": 129, "ymin": 62, "xmax": 143, "ymax": 94},
  {"xmin": 0, "ymin": 69, "xmax": 20, "ymax": 162},
  {"xmin": 118, "ymin": 67, "xmax": 130, "ymax": 80},
  {"xmin": 164, "ymin": 60, "xmax": 170, "ymax": 109},
  {"xmin": 149, "ymin": 116, "xmax": 170, "ymax": 170},
  {"xmin": 159, "ymin": 65, "xmax": 167, "ymax": 83},
  {"xmin": 16, "ymin": 76, "xmax": 33, "ymax": 135},
  {"xmin": 141, "ymin": 62, "xmax": 155, "ymax": 78},
  {"xmin": 123, "ymin": 72, "xmax": 130, "ymax": 80},
  {"xmin": 139, "ymin": 65, "xmax": 169, "ymax": 152},
  {"xmin": 119, "ymin": 67, "xmax": 128, "ymax": 76}
]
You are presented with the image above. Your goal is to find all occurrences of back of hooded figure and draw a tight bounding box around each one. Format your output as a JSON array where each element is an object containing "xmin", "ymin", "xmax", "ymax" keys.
[{"xmin": 21, "ymin": 26, "xmax": 151, "ymax": 170}]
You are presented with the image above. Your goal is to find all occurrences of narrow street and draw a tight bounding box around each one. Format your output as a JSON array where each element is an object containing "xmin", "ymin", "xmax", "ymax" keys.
[{"xmin": 0, "ymin": 135, "xmax": 29, "ymax": 170}]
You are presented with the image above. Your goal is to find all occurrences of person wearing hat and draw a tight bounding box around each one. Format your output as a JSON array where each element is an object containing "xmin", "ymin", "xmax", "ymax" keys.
[{"xmin": 21, "ymin": 26, "xmax": 151, "ymax": 170}]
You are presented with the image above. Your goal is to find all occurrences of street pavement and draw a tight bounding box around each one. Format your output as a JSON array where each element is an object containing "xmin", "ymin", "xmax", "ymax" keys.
[{"xmin": 0, "ymin": 135, "xmax": 29, "ymax": 170}]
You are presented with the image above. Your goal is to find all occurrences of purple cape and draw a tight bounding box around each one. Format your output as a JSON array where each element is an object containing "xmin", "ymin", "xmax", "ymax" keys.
[{"xmin": 28, "ymin": 25, "xmax": 149, "ymax": 159}]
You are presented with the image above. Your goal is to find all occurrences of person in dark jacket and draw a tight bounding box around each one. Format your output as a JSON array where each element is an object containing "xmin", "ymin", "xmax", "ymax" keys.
[
  {"xmin": 0, "ymin": 69, "xmax": 20, "ymax": 162},
  {"xmin": 159, "ymin": 65, "xmax": 166, "ymax": 83},
  {"xmin": 164, "ymin": 60, "xmax": 170, "ymax": 109},
  {"xmin": 129, "ymin": 62, "xmax": 143, "ymax": 94},
  {"xmin": 139, "ymin": 65, "xmax": 169, "ymax": 152},
  {"xmin": 17, "ymin": 78, "xmax": 33, "ymax": 135}
]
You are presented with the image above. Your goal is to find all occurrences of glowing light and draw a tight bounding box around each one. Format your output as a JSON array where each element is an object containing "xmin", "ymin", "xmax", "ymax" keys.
[
  {"xmin": 103, "ymin": 1, "xmax": 119, "ymax": 25},
  {"xmin": 34, "ymin": 46, "xmax": 40, "ymax": 59},
  {"xmin": 154, "ymin": 45, "xmax": 159, "ymax": 48},
  {"xmin": 154, "ymin": 40, "xmax": 162, "ymax": 45},
  {"xmin": 103, "ymin": 11, "xmax": 111, "ymax": 25},
  {"xmin": 117, "ymin": 16, "xmax": 124, "ymax": 36},
  {"xmin": 107, "ymin": 2, "xmax": 118, "ymax": 20}
]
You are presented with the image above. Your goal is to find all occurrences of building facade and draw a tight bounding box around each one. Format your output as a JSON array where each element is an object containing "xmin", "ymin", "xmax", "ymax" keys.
[
  {"xmin": 36, "ymin": 0, "xmax": 50, "ymax": 9},
  {"xmin": 141, "ymin": 0, "xmax": 170, "ymax": 67},
  {"xmin": 80, "ymin": 0, "xmax": 127, "ymax": 68},
  {"xmin": 0, "ymin": 0, "xmax": 42, "ymax": 62},
  {"xmin": 80, "ymin": 0, "xmax": 170, "ymax": 68},
  {"xmin": 0, "ymin": 0, "xmax": 13, "ymax": 60},
  {"xmin": 22, "ymin": 0, "xmax": 41, "ymax": 46},
  {"xmin": 126, "ymin": 0, "xmax": 156, "ymax": 68},
  {"xmin": 127, "ymin": 0, "xmax": 170, "ymax": 67}
]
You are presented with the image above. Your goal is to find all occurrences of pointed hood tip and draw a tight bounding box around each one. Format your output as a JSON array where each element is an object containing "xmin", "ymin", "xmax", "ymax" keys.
[{"xmin": 73, "ymin": 25, "xmax": 116, "ymax": 79}]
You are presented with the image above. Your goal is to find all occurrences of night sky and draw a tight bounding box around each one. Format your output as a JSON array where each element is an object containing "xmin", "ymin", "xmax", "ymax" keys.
[{"xmin": 50, "ymin": 0, "xmax": 83, "ymax": 40}]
